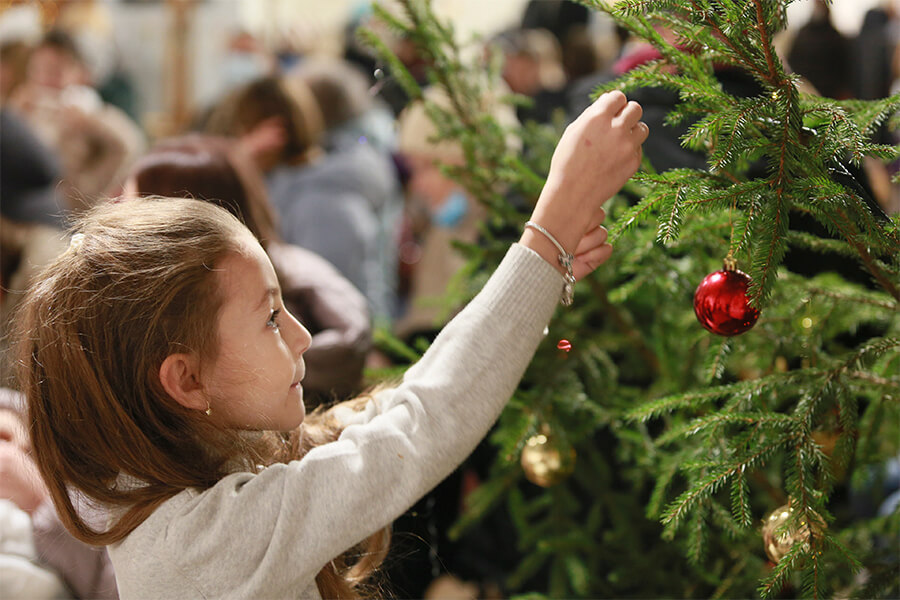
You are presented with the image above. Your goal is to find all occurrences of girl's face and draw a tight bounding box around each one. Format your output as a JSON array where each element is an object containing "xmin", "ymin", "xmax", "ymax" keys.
[{"xmin": 203, "ymin": 235, "xmax": 311, "ymax": 431}]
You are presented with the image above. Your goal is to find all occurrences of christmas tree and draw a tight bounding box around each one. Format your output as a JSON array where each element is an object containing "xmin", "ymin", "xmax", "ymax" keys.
[{"xmin": 361, "ymin": 1, "xmax": 900, "ymax": 597}]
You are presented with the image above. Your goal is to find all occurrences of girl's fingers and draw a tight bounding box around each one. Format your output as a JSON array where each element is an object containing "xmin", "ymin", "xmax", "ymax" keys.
[
  {"xmin": 573, "ymin": 243, "xmax": 614, "ymax": 281},
  {"xmin": 614, "ymin": 100, "xmax": 644, "ymax": 129},
  {"xmin": 574, "ymin": 225, "xmax": 608, "ymax": 255},
  {"xmin": 591, "ymin": 90, "xmax": 628, "ymax": 118},
  {"xmin": 632, "ymin": 121, "xmax": 650, "ymax": 143},
  {"xmin": 585, "ymin": 207, "xmax": 607, "ymax": 232}
]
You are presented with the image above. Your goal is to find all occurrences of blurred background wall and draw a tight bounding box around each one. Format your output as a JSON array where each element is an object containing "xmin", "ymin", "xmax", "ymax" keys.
[{"xmin": 0, "ymin": 0, "xmax": 895, "ymax": 141}]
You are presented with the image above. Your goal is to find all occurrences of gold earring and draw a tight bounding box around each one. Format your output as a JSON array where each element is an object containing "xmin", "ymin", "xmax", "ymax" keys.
[{"xmin": 205, "ymin": 403, "xmax": 212, "ymax": 417}]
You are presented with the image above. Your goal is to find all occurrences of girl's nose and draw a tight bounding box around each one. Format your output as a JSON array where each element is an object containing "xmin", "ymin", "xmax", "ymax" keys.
[{"xmin": 284, "ymin": 310, "xmax": 312, "ymax": 357}]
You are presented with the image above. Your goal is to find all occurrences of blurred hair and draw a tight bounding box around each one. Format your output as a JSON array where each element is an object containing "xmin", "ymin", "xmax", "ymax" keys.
[
  {"xmin": 0, "ymin": 40, "xmax": 32, "ymax": 100},
  {"xmin": 290, "ymin": 57, "xmax": 372, "ymax": 131},
  {"xmin": 495, "ymin": 27, "xmax": 565, "ymax": 90},
  {"xmin": 128, "ymin": 134, "xmax": 281, "ymax": 245},
  {"xmin": 205, "ymin": 75, "xmax": 323, "ymax": 166},
  {"xmin": 561, "ymin": 25, "xmax": 600, "ymax": 81},
  {"xmin": 35, "ymin": 29, "xmax": 84, "ymax": 65}
]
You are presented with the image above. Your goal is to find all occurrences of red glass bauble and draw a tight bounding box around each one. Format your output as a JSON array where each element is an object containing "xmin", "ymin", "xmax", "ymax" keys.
[{"xmin": 693, "ymin": 268, "xmax": 760, "ymax": 336}]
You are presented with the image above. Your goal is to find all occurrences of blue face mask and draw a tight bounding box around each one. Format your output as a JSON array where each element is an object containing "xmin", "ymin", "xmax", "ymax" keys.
[{"xmin": 431, "ymin": 190, "xmax": 469, "ymax": 228}]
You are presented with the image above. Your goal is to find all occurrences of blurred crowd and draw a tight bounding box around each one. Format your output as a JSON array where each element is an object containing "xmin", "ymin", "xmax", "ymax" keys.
[{"xmin": 1, "ymin": 0, "xmax": 898, "ymax": 598}]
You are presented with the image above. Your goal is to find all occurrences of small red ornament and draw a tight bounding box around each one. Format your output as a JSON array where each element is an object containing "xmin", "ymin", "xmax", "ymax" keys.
[
  {"xmin": 556, "ymin": 339, "xmax": 572, "ymax": 352},
  {"xmin": 693, "ymin": 259, "xmax": 760, "ymax": 336}
]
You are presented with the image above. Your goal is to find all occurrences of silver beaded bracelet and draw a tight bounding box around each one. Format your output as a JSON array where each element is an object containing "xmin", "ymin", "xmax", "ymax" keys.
[{"xmin": 524, "ymin": 220, "xmax": 576, "ymax": 306}]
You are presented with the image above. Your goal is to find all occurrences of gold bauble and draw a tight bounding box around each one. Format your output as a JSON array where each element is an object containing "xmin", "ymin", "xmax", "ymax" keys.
[
  {"xmin": 761, "ymin": 504, "xmax": 811, "ymax": 563},
  {"xmin": 520, "ymin": 430, "xmax": 576, "ymax": 487}
]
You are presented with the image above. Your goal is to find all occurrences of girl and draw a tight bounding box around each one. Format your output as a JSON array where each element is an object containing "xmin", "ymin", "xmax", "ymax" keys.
[
  {"xmin": 16, "ymin": 91, "xmax": 647, "ymax": 598},
  {"xmin": 125, "ymin": 134, "xmax": 371, "ymax": 403}
]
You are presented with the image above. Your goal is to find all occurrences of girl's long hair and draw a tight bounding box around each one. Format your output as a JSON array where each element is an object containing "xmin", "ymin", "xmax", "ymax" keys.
[{"xmin": 15, "ymin": 197, "xmax": 388, "ymax": 598}]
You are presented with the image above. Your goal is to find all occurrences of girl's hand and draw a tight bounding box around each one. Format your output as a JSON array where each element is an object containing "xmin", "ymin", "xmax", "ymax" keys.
[
  {"xmin": 572, "ymin": 209, "xmax": 612, "ymax": 281},
  {"xmin": 544, "ymin": 90, "xmax": 646, "ymax": 213},
  {"xmin": 521, "ymin": 91, "xmax": 648, "ymax": 276}
]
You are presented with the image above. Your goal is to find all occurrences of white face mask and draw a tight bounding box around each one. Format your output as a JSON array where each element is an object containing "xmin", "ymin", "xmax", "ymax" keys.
[{"xmin": 223, "ymin": 52, "xmax": 269, "ymax": 88}]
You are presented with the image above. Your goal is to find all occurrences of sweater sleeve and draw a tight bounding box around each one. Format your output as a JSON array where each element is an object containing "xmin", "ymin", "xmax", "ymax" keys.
[{"xmin": 113, "ymin": 243, "xmax": 563, "ymax": 599}]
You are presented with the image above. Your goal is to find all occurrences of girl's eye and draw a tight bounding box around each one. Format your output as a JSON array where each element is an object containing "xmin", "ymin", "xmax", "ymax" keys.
[{"xmin": 266, "ymin": 309, "xmax": 281, "ymax": 329}]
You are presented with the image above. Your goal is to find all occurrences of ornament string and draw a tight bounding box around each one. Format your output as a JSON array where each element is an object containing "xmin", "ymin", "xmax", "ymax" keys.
[{"xmin": 726, "ymin": 192, "xmax": 738, "ymax": 271}]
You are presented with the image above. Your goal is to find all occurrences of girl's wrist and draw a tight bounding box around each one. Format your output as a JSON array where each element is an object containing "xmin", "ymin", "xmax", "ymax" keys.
[
  {"xmin": 519, "ymin": 216, "xmax": 581, "ymax": 274},
  {"xmin": 519, "ymin": 227, "xmax": 570, "ymax": 277}
]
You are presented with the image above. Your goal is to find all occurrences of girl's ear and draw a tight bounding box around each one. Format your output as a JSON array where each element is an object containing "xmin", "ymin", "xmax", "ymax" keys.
[{"xmin": 159, "ymin": 353, "xmax": 206, "ymax": 411}]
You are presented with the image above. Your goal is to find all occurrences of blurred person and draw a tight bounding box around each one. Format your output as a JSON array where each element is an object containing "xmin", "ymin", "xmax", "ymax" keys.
[
  {"xmin": 342, "ymin": 3, "xmax": 429, "ymax": 118},
  {"xmin": 125, "ymin": 134, "xmax": 372, "ymax": 403},
  {"xmin": 496, "ymin": 28, "xmax": 567, "ymax": 124},
  {"xmin": 786, "ymin": 0, "xmax": 853, "ymax": 100},
  {"xmin": 854, "ymin": 1, "xmax": 900, "ymax": 215},
  {"xmin": 290, "ymin": 57, "xmax": 404, "ymax": 325},
  {"xmin": 521, "ymin": 0, "xmax": 590, "ymax": 47},
  {"xmin": 391, "ymin": 85, "xmax": 521, "ymax": 340},
  {"xmin": 0, "ymin": 387, "xmax": 118, "ymax": 599},
  {"xmin": 376, "ymin": 85, "xmax": 524, "ymax": 599},
  {"xmin": 8, "ymin": 29, "xmax": 145, "ymax": 211},
  {"xmin": 206, "ymin": 75, "xmax": 397, "ymax": 323},
  {"xmin": 0, "ymin": 39, "xmax": 31, "ymax": 103},
  {"xmin": 854, "ymin": 1, "xmax": 899, "ymax": 101},
  {"xmin": 222, "ymin": 30, "xmax": 276, "ymax": 93},
  {"xmin": 291, "ymin": 56, "xmax": 397, "ymax": 155},
  {"xmin": 0, "ymin": 108, "xmax": 69, "ymax": 388},
  {"xmin": 561, "ymin": 24, "xmax": 602, "ymax": 85},
  {"xmin": 52, "ymin": 0, "xmax": 139, "ymax": 121}
]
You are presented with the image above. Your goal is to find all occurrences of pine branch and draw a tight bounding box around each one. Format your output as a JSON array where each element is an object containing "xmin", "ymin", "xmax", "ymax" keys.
[
  {"xmin": 748, "ymin": 194, "xmax": 789, "ymax": 306},
  {"xmin": 627, "ymin": 371, "xmax": 809, "ymax": 422},
  {"xmin": 685, "ymin": 505, "xmax": 709, "ymax": 564},
  {"xmin": 730, "ymin": 468, "xmax": 752, "ymax": 527},
  {"xmin": 810, "ymin": 205, "xmax": 900, "ymax": 301},
  {"xmin": 836, "ymin": 94, "xmax": 900, "ymax": 137},
  {"xmin": 785, "ymin": 231, "xmax": 867, "ymax": 263},
  {"xmin": 661, "ymin": 431, "xmax": 796, "ymax": 533},
  {"xmin": 845, "ymin": 370, "xmax": 900, "ymax": 390},
  {"xmin": 647, "ymin": 454, "xmax": 684, "ymax": 518},
  {"xmin": 752, "ymin": 0, "xmax": 785, "ymax": 87},
  {"xmin": 654, "ymin": 411, "xmax": 795, "ymax": 447},
  {"xmin": 759, "ymin": 541, "xmax": 809, "ymax": 598},
  {"xmin": 588, "ymin": 279, "xmax": 661, "ymax": 373},
  {"xmin": 703, "ymin": 337, "xmax": 732, "ymax": 382},
  {"xmin": 688, "ymin": 0, "xmax": 770, "ymax": 83}
]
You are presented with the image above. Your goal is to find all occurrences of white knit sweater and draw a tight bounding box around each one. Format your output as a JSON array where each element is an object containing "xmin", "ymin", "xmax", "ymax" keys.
[{"xmin": 108, "ymin": 243, "xmax": 563, "ymax": 599}]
